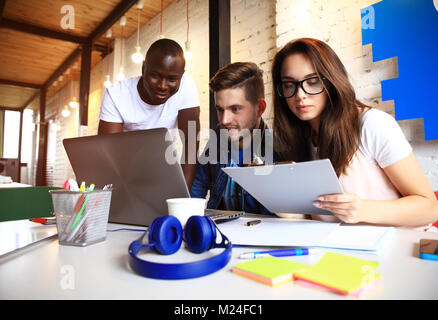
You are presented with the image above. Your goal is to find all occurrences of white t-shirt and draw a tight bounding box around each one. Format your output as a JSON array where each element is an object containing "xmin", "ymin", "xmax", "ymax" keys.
[
  {"xmin": 312, "ymin": 108, "xmax": 427, "ymax": 229},
  {"xmin": 357, "ymin": 108, "xmax": 412, "ymax": 168},
  {"xmin": 99, "ymin": 73, "xmax": 200, "ymax": 132},
  {"xmin": 311, "ymin": 108, "xmax": 412, "ymax": 168}
]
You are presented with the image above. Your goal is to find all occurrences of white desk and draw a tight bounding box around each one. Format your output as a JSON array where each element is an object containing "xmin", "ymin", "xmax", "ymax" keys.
[{"xmin": 1, "ymin": 219, "xmax": 437, "ymax": 300}]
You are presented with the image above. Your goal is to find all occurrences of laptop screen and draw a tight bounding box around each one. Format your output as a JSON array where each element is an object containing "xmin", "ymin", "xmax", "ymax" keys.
[{"xmin": 63, "ymin": 128, "xmax": 190, "ymax": 226}]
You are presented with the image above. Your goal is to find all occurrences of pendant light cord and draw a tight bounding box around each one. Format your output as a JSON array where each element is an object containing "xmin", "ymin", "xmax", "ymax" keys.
[
  {"xmin": 186, "ymin": 0, "xmax": 189, "ymax": 42},
  {"xmin": 160, "ymin": 0, "xmax": 163, "ymax": 35},
  {"xmin": 120, "ymin": 26, "xmax": 124, "ymax": 69},
  {"xmin": 137, "ymin": 8, "xmax": 140, "ymax": 46},
  {"xmin": 107, "ymin": 38, "xmax": 110, "ymax": 74}
]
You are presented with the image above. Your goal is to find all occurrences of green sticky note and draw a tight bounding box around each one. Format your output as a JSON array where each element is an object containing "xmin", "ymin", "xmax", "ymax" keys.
[
  {"xmin": 294, "ymin": 251, "xmax": 381, "ymax": 295},
  {"xmin": 232, "ymin": 256, "xmax": 309, "ymax": 286}
]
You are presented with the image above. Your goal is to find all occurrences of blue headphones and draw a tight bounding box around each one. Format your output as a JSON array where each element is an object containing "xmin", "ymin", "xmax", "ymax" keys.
[{"xmin": 128, "ymin": 215, "xmax": 232, "ymax": 279}]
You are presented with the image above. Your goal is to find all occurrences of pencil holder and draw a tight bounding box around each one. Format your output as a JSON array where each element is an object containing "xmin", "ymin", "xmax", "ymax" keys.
[{"xmin": 49, "ymin": 189, "xmax": 112, "ymax": 246}]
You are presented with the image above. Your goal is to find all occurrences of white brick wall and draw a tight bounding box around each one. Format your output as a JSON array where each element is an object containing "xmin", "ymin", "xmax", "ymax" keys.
[
  {"xmin": 38, "ymin": 81, "xmax": 79, "ymax": 187},
  {"xmin": 231, "ymin": 0, "xmax": 277, "ymax": 121}
]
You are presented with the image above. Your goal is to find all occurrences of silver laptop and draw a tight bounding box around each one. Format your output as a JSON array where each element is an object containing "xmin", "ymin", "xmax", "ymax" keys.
[{"xmin": 63, "ymin": 128, "xmax": 190, "ymax": 226}]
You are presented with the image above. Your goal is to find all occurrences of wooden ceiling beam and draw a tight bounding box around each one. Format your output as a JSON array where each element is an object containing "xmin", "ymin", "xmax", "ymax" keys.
[
  {"xmin": 42, "ymin": 47, "xmax": 81, "ymax": 90},
  {"xmin": 0, "ymin": 18, "xmax": 86, "ymax": 43},
  {"xmin": 0, "ymin": 78, "xmax": 41, "ymax": 89},
  {"xmin": 93, "ymin": 43, "xmax": 112, "ymax": 53},
  {"xmin": 0, "ymin": 105, "xmax": 22, "ymax": 112},
  {"xmin": 87, "ymin": 0, "xmax": 138, "ymax": 43},
  {"xmin": 0, "ymin": 0, "xmax": 6, "ymax": 21},
  {"xmin": 93, "ymin": 43, "xmax": 113, "ymax": 59}
]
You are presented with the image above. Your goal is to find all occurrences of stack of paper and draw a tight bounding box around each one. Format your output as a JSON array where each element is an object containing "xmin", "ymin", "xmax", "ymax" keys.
[
  {"xmin": 293, "ymin": 252, "xmax": 381, "ymax": 296},
  {"xmin": 232, "ymin": 256, "xmax": 309, "ymax": 287}
]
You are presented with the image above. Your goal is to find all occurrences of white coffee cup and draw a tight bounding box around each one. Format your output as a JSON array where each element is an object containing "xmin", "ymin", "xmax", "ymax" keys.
[{"xmin": 166, "ymin": 198, "xmax": 207, "ymax": 228}]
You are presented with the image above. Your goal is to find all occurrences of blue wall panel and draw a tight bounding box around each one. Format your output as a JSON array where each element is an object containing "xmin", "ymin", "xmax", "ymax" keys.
[{"xmin": 361, "ymin": 0, "xmax": 438, "ymax": 140}]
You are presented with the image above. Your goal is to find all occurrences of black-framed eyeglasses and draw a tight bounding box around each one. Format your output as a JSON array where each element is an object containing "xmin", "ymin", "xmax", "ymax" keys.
[{"xmin": 276, "ymin": 76, "xmax": 327, "ymax": 98}]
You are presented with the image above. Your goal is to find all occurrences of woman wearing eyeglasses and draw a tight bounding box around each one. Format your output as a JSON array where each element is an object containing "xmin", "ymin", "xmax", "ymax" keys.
[{"xmin": 272, "ymin": 38, "xmax": 438, "ymax": 229}]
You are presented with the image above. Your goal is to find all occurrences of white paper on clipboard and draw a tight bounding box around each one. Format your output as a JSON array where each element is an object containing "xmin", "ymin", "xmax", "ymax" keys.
[{"xmin": 221, "ymin": 159, "xmax": 343, "ymax": 215}]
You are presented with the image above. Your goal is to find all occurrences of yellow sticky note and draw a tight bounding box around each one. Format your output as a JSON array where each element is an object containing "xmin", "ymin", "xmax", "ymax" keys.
[
  {"xmin": 294, "ymin": 251, "xmax": 381, "ymax": 295},
  {"xmin": 232, "ymin": 256, "xmax": 309, "ymax": 287}
]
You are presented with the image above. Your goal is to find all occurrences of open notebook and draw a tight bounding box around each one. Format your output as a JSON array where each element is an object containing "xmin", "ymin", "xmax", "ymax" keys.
[{"xmin": 218, "ymin": 217, "xmax": 394, "ymax": 252}]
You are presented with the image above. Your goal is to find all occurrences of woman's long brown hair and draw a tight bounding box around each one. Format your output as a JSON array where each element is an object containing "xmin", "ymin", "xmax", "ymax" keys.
[{"xmin": 272, "ymin": 38, "xmax": 369, "ymax": 176}]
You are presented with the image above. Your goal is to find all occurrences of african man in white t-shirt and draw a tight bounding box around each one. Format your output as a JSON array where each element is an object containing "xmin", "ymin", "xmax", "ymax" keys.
[{"xmin": 98, "ymin": 39, "xmax": 200, "ymax": 189}]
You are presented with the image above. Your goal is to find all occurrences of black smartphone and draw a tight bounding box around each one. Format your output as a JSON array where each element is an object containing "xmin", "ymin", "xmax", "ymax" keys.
[{"xmin": 419, "ymin": 239, "xmax": 438, "ymax": 261}]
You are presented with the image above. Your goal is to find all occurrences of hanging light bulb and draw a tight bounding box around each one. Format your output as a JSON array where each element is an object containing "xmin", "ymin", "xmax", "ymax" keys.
[
  {"xmin": 49, "ymin": 119, "xmax": 56, "ymax": 134},
  {"xmin": 184, "ymin": 40, "xmax": 192, "ymax": 60},
  {"xmin": 104, "ymin": 74, "xmax": 112, "ymax": 88},
  {"xmin": 131, "ymin": 45, "xmax": 143, "ymax": 64},
  {"xmin": 61, "ymin": 105, "xmax": 71, "ymax": 118},
  {"xmin": 56, "ymin": 85, "xmax": 62, "ymax": 122},
  {"xmin": 61, "ymin": 78, "xmax": 71, "ymax": 118},
  {"xmin": 118, "ymin": 16, "xmax": 126, "ymax": 81},
  {"xmin": 55, "ymin": 120, "xmax": 61, "ymax": 132},
  {"xmin": 104, "ymin": 29, "xmax": 112, "ymax": 88},
  {"xmin": 69, "ymin": 74, "xmax": 79, "ymax": 108},
  {"xmin": 131, "ymin": 3, "xmax": 144, "ymax": 64},
  {"xmin": 117, "ymin": 66, "xmax": 125, "ymax": 81},
  {"xmin": 69, "ymin": 97, "xmax": 79, "ymax": 109}
]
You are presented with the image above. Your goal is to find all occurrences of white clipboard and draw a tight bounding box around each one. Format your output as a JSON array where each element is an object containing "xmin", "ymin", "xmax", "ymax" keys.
[{"xmin": 221, "ymin": 159, "xmax": 343, "ymax": 215}]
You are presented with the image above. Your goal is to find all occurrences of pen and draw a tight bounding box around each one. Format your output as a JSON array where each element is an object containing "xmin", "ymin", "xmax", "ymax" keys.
[
  {"xmin": 29, "ymin": 218, "xmax": 57, "ymax": 225},
  {"xmin": 246, "ymin": 219, "xmax": 261, "ymax": 226},
  {"xmin": 239, "ymin": 248, "xmax": 321, "ymax": 259},
  {"xmin": 71, "ymin": 184, "xmax": 95, "ymax": 230}
]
